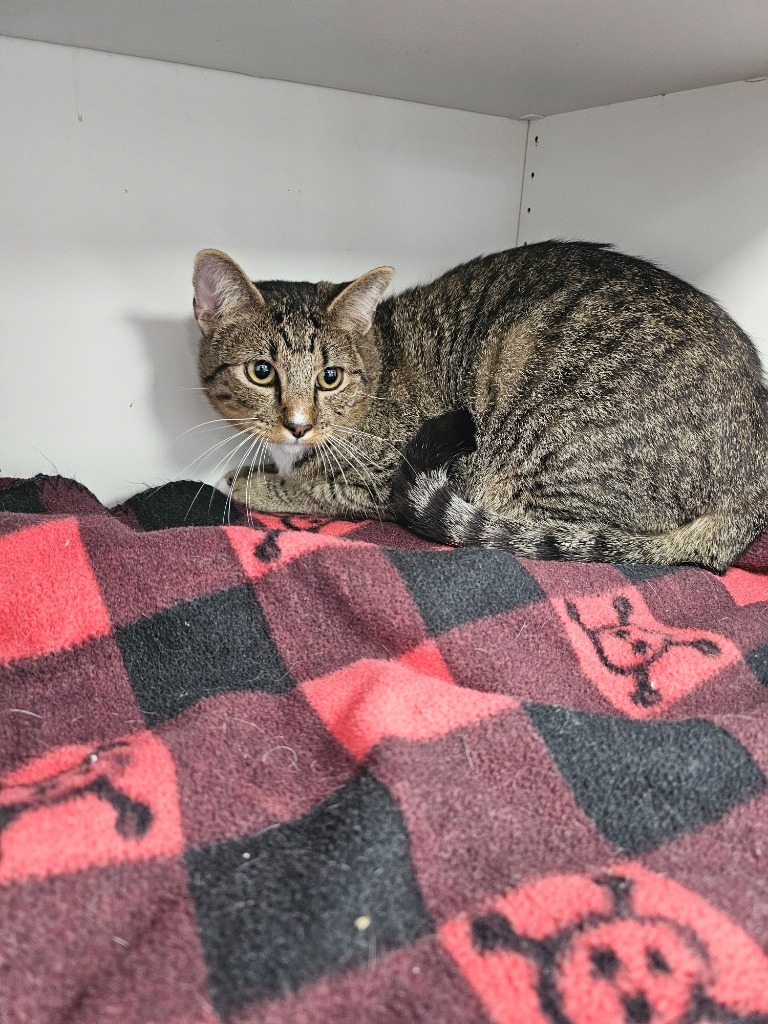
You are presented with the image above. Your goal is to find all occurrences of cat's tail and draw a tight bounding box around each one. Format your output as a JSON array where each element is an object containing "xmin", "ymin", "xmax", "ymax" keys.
[{"xmin": 390, "ymin": 410, "xmax": 761, "ymax": 573}]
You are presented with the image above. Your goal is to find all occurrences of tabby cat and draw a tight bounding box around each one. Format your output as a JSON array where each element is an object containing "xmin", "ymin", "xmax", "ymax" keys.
[{"xmin": 193, "ymin": 242, "xmax": 768, "ymax": 571}]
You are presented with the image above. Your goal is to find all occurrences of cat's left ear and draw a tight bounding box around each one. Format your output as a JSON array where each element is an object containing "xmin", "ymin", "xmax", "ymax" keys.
[{"xmin": 326, "ymin": 267, "xmax": 394, "ymax": 334}]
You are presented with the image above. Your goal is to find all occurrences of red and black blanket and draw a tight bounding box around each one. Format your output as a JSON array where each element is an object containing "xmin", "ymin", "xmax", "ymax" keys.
[{"xmin": 2, "ymin": 474, "xmax": 768, "ymax": 1024}]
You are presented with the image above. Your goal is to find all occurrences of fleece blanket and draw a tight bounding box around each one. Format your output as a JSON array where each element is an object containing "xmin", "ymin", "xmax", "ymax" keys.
[{"xmin": 2, "ymin": 474, "xmax": 768, "ymax": 1024}]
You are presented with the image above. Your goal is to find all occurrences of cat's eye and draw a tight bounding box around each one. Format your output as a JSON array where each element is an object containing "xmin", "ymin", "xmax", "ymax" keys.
[
  {"xmin": 317, "ymin": 367, "xmax": 344, "ymax": 391},
  {"xmin": 244, "ymin": 360, "xmax": 276, "ymax": 386}
]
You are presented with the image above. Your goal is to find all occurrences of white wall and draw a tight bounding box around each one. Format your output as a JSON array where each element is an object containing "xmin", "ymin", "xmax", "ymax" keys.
[
  {"xmin": 519, "ymin": 80, "xmax": 768, "ymax": 365},
  {"xmin": 0, "ymin": 37, "xmax": 526, "ymax": 504}
]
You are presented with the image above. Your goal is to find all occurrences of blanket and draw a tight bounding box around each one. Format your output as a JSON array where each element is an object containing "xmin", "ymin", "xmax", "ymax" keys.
[{"xmin": 2, "ymin": 473, "xmax": 768, "ymax": 1024}]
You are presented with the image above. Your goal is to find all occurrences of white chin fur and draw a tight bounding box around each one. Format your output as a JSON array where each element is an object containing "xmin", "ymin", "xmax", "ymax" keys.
[{"xmin": 267, "ymin": 441, "xmax": 306, "ymax": 475}]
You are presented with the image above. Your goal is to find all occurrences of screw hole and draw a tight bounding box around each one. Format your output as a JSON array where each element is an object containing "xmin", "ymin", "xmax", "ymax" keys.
[
  {"xmin": 527, "ymin": 207, "xmax": 531, "ymax": 213},
  {"xmin": 530, "ymin": 172, "xmax": 535, "ymax": 178}
]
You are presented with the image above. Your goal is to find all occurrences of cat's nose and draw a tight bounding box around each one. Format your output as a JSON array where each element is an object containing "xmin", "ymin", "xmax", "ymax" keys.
[{"xmin": 284, "ymin": 420, "xmax": 312, "ymax": 439}]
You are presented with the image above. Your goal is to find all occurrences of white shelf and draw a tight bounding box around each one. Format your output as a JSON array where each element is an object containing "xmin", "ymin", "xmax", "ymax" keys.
[{"xmin": 1, "ymin": 0, "xmax": 767, "ymax": 118}]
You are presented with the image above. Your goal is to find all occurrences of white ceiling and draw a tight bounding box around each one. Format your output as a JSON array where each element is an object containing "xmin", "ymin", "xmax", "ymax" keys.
[{"xmin": 2, "ymin": 0, "xmax": 768, "ymax": 119}]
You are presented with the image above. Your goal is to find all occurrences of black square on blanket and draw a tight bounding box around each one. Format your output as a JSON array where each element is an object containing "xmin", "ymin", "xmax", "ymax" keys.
[
  {"xmin": 526, "ymin": 704, "xmax": 766, "ymax": 853},
  {"xmin": 185, "ymin": 771, "xmax": 432, "ymax": 1017},
  {"xmin": 116, "ymin": 584, "xmax": 291, "ymax": 723},
  {"xmin": 388, "ymin": 547, "xmax": 543, "ymax": 636}
]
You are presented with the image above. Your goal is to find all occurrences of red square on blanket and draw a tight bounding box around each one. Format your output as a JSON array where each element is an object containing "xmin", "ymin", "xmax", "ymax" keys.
[
  {"xmin": 553, "ymin": 587, "xmax": 739, "ymax": 717},
  {"xmin": 0, "ymin": 517, "xmax": 111, "ymax": 664},
  {"xmin": 722, "ymin": 567, "xmax": 768, "ymax": 607},
  {"xmin": 440, "ymin": 864, "xmax": 768, "ymax": 1024},
  {"xmin": 302, "ymin": 641, "xmax": 516, "ymax": 760},
  {"xmin": 0, "ymin": 731, "xmax": 183, "ymax": 884}
]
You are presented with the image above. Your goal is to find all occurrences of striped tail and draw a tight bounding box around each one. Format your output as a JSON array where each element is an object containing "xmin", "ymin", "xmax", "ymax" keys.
[{"xmin": 390, "ymin": 410, "xmax": 755, "ymax": 573}]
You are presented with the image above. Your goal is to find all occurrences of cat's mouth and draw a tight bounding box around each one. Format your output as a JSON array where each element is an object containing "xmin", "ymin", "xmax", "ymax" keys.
[{"xmin": 274, "ymin": 433, "xmax": 317, "ymax": 447}]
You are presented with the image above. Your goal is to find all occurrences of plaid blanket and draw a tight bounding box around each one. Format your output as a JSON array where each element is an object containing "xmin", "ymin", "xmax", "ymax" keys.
[{"xmin": 2, "ymin": 474, "xmax": 768, "ymax": 1024}]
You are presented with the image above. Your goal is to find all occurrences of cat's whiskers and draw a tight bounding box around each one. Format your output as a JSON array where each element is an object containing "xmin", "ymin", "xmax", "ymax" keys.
[
  {"xmin": 327, "ymin": 432, "xmax": 394, "ymax": 525},
  {"xmin": 243, "ymin": 434, "xmax": 269, "ymax": 527},
  {"xmin": 321, "ymin": 439, "xmax": 350, "ymax": 493},
  {"xmin": 334, "ymin": 424, "xmax": 407, "ymax": 449},
  {"xmin": 205, "ymin": 432, "xmax": 263, "ymax": 519},
  {"xmin": 321, "ymin": 442, "xmax": 344, "ymax": 496},
  {"xmin": 173, "ymin": 427, "xmax": 255, "ymax": 482},
  {"xmin": 182, "ymin": 429, "xmax": 257, "ymax": 523},
  {"xmin": 252, "ymin": 439, "xmax": 271, "ymax": 525},
  {"xmin": 315, "ymin": 443, "xmax": 332, "ymax": 489},
  {"xmin": 328, "ymin": 429, "xmax": 383, "ymax": 480},
  {"xmin": 334, "ymin": 424, "xmax": 416, "ymax": 474},
  {"xmin": 140, "ymin": 427, "xmax": 249, "ymax": 504},
  {"xmin": 325, "ymin": 432, "xmax": 383, "ymax": 509},
  {"xmin": 241, "ymin": 445, "xmax": 257, "ymax": 527},
  {"xmin": 326, "ymin": 431, "xmax": 378, "ymax": 484},
  {"xmin": 164, "ymin": 418, "xmax": 260, "ymax": 472},
  {"xmin": 224, "ymin": 432, "xmax": 263, "ymax": 526},
  {"xmin": 252, "ymin": 436, "xmax": 270, "ymax": 523},
  {"xmin": 224, "ymin": 426, "xmax": 272, "ymax": 525},
  {"xmin": 327, "ymin": 436, "xmax": 381, "ymax": 519},
  {"xmin": 175, "ymin": 416, "xmax": 257, "ymax": 432},
  {"xmin": 165, "ymin": 419, "xmax": 252, "ymax": 453}
]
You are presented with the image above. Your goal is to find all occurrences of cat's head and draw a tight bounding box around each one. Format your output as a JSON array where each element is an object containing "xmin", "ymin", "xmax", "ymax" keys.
[{"xmin": 193, "ymin": 249, "xmax": 393, "ymax": 455}]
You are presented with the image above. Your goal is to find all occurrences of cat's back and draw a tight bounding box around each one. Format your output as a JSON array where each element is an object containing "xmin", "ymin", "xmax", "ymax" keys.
[
  {"xmin": 383, "ymin": 240, "xmax": 765, "ymax": 385},
  {"xmin": 388, "ymin": 239, "xmax": 737, "ymax": 321}
]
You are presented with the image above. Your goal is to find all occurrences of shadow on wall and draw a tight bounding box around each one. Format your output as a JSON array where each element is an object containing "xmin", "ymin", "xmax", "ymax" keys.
[{"xmin": 129, "ymin": 315, "xmax": 242, "ymax": 490}]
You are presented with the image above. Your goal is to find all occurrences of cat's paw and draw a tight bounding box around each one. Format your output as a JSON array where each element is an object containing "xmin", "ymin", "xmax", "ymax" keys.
[
  {"xmin": 224, "ymin": 463, "xmax": 276, "ymax": 489},
  {"xmin": 226, "ymin": 468, "xmax": 281, "ymax": 508}
]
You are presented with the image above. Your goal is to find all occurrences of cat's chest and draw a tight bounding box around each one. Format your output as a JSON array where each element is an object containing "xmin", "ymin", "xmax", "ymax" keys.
[{"xmin": 267, "ymin": 442, "xmax": 308, "ymax": 475}]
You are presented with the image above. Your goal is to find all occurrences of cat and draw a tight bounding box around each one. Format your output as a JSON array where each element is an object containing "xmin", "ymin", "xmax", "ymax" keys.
[{"xmin": 192, "ymin": 241, "xmax": 768, "ymax": 571}]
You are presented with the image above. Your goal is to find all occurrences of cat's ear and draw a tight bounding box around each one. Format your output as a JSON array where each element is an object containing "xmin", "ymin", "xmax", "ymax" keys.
[
  {"xmin": 192, "ymin": 249, "xmax": 265, "ymax": 335},
  {"xmin": 326, "ymin": 267, "xmax": 394, "ymax": 334}
]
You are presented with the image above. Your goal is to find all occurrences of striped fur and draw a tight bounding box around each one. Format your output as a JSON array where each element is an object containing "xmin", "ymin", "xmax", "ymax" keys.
[{"xmin": 391, "ymin": 411, "xmax": 764, "ymax": 573}]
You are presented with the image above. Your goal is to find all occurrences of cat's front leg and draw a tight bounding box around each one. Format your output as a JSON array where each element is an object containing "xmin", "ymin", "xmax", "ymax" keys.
[
  {"xmin": 228, "ymin": 467, "xmax": 317, "ymax": 513},
  {"xmin": 228, "ymin": 467, "xmax": 379, "ymax": 518}
]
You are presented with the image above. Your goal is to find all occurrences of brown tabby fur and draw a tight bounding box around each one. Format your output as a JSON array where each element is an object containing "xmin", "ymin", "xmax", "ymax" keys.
[{"xmin": 193, "ymin": 242, "xmax": 768, "ymax": 571}]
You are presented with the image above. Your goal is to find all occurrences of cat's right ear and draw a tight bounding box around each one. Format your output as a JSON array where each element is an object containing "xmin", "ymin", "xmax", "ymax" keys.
[{"xmin": 192, "ymin": 249, "xmax": 265, "ymax": 336}]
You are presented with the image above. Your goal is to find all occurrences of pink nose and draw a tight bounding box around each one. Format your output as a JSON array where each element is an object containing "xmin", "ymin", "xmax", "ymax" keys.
[{"xmin": 284, "ymin": 421, "xmax": 311, "ymax": 439}]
